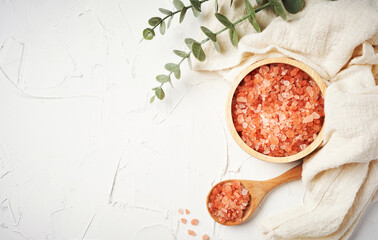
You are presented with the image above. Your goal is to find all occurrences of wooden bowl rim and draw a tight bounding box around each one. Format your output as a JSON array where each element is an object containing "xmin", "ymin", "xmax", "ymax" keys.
[{"xmin": 226, "ymin": 57, "xmax": 327, "ymax": 163}]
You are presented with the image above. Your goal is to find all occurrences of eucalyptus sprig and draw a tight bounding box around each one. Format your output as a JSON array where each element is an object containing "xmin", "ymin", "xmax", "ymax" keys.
[
  {"xmin": 143, "ymin": 0, "xmax": 210, "ymax": 41},
  {"xmin": 147, "ymin": 0, "xmax": 305, "ymax": 102}
]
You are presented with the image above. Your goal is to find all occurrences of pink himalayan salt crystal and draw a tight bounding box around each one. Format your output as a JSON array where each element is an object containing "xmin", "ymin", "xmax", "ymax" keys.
[
  {"xmin": 188, "ymin": 230, "xmax": 196, "ymax": 236},
  {"xmin": 232, "ymin": 63, "xmax": 324, "ymax": 157},
  {"xmin": 178, "ymin": 208, "xmax": 184, "ymax": 215},
  {"xmin": 208, "ymin": 181, "xmax": 250, "ymax": 223},
  {"xmin": 181, "ymin": 218, "xmax": 186, "ymax": 224},
  {"xmin": 185, "ymin": 209, "xmax": 190, "ymax": 215},
  {"xmin": 202, "ymin": 234, "xmax": 210, "ymax": 240},
  {"xmin": 191, "ymin": 218, "xmax": 199, "ymax": 226}
]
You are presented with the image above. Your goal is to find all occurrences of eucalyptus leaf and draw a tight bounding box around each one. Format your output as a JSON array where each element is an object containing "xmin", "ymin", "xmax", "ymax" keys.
[
  {"xmin": 159, "ymin": 8, "xmax": 172, "ymax": 15},
  {"xmin": 244, "ymin": 0, "xmax": 255, "ymax": 16},
  {"xmin": 159, "ymin": 21, "xmax": 166, "ymax": 35},
  {"xmin": 257, "ymin": 0, "xmax": 265, "ymax": 5},
  {"xmin": 173, "ymin": 50, "xmax": 189, "ymax": 58},
  {"xmin": 230, "ymin": 0, "xmax": 234, "ymax": 7},
  {"xmin": 190, "ymin": 0, "xmax": 201, "ymax": 11},
  {"xmin": 215, "ymin": 13, "xmax": 235, "ymax": 30},
  {"xmin": 156, "ymin": 74, "xmax": 171, "ymax": 83},
  {"xmin": 192, "ymin": 7, "xmax": 200, "ymax": 17},
  {"xmin": 143, "ymin": 28, "xmax": 155, "ymax": 40},
  {"xmin": 155, "ymin": 87, "xmax": 165, "ymax": 100},
  {"xmin": 192, "ymin": 42, "xmax": 206, "ymax": 62},
  {"xmin": 282, "ymin": 0, "xmax": 304, "ymax": 14},
  {"xmin": 174, "ymin": 68, "xmax": 181, "ymax": 79},
  {"xmin": 229, "ymin": 29, "xmax": 238, "ymax": 47},
  {"xmin": 200, "ymin": 26, "xmax": 217, "ymax": 42},
  {"xmin": 167, "ymin": 15, "xmax": 173, "ymax": 28},
  {"xmin": 148, "ymin": 17, "xmax": 161, "ymax": 26},
  {"xmin": 213, "ymin": 41, "xmax": 221, "ymax": 52},
  {"xmin": 248, "ymin": 16, "xmax": 261, "ymax": 32},
  {"xmin": 179, "ymin": 7, "xmax": 187, "ymax": 23},
  {"xmin": 150, "ymin": 95, "xmax": 156, "ymax": 103},
  {"xmin": 244, "ymin": 0, "xmax": 261, "ymax": 32},
  {"xmin": 185, "ymin": 38, "xmax": 199, "ymax": 50},
  {"xmin": 173, "ymin": 0, "xmax": 184, "ymax": 10},
  {"xmin": 215, "ymin": 0, "xmax": 219, "ymax": 12},
  {"xmin": 269, "ymin": 0, "xmax": 287, "ymax": 20},
  {"xmin": 165, "ymin": 63, "xmax": 180, "ymax": 72},
  {"xmin": 168, "ymin": 79, "xmax": 174, "ymax": 88}
]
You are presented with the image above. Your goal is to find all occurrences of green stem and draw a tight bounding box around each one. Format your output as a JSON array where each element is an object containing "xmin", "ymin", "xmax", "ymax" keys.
[
  {"xmin": 201, "ymin": 1, "xmax": 271, "ymax": 44},
  {"xmin": 160, "ymin": 52, "xmax": 191, "ymax": 88}
]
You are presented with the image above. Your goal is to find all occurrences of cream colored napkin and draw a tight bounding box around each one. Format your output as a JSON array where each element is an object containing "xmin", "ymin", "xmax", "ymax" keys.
[{"xmin": 193, "ymin": 0, "xmax": 378, "ymax": 239}]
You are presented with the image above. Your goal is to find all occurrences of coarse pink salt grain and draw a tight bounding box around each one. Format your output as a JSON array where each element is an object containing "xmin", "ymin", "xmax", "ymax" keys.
[
  {"xmin": 188, "ymin": 230, "xmax": 196, "ymax": 236},
  {"xmin": 208, "ymin": 181, "xmax": 250, "ymax": 223},
  {"xmin": 232, "ymin": 63, "xmax": 324, "ymax": 157},
  {"xmin": 191, "ymin": 218, "xmax": 199, "ymax": 226},
  {"xmin": 181, "ymin": 218, "xmax": 186, "ymax": 224},
  {"xmin": 185, "ymin": 209, "xmax": 190, "ymax": 215},
  {"xmin": 202, "ymin": 234, "xmax": 210, "ymax": 240},
  {"xmin": 178, "ymin": 208, "xmax": 184, "ymax": 215}
]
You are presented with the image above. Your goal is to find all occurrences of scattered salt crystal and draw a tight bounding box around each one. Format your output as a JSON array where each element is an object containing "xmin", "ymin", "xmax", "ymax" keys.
[
  {"xmin": 202, "ymin": 234, "xmax": 210, "ymax": 240},
  {"xmin": 185, "ymin": 209, "xmax": 190, "ymax": 215},
  {"xmin": 191, "ymin": 218, "xmax": 199, "ymax": 226},
  {"xmin": 181, "ymin": 218, "xmax": 186, "ymax": 224},
  {"xmin": 188, "ymin": 230, "xmax": 196, "ymax": 236},
  {"xmin": 178, "ymin": 208, "xmax": 184, "ymax": 215}
]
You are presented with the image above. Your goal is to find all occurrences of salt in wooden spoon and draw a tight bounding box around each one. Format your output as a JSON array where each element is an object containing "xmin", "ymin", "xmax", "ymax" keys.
[{"xmin": 206, "ymin": 163, "xmax": 303, "ymax": 226}]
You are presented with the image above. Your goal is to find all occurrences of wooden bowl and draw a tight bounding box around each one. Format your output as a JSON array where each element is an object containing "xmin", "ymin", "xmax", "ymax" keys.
[{"xmin": 226, "ymin": 58, "xmax": 327, "ymax": 163}]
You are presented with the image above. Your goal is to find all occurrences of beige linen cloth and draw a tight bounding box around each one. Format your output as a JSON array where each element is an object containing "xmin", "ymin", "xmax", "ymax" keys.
[{"xmin": 193, "ymin": 0, "xmax": 378, "ymax": 239}]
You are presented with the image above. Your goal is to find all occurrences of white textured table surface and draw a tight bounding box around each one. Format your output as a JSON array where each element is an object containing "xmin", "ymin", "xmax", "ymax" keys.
[{"xmin": 0, "ymin": 0, "xmax": 376, "ymax": 239}]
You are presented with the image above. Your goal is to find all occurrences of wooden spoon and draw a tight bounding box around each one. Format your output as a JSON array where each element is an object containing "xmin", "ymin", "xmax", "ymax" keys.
[{"xmin": 206, "ymin": 163, "xmax": 303, "ymax": 226}]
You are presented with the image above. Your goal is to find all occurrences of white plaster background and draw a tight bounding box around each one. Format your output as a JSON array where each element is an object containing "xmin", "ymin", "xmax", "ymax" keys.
[{"xmin": 0, "ymin": 0, "xmax": 376, "ymax": 239}]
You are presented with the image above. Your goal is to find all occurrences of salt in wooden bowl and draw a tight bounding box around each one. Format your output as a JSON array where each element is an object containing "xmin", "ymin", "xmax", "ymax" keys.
[{"xmin": 226, "ymin": 58, "xmax": 327, "ymax": 163}]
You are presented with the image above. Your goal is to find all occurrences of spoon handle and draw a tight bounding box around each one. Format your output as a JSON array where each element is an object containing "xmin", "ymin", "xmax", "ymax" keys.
[{"xmin": 264, "ymin": 163, "xmax": 303, "ymax": 190}]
